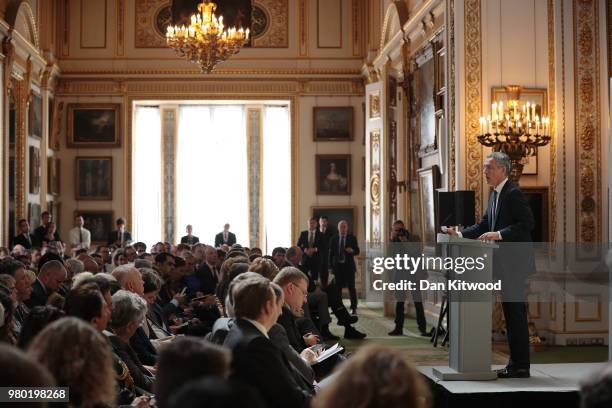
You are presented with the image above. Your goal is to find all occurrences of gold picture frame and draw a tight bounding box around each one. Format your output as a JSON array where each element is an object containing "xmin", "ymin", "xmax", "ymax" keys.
[{"xmin": 67, "ymin": 104, "xmax": 121, "ymax": 148}]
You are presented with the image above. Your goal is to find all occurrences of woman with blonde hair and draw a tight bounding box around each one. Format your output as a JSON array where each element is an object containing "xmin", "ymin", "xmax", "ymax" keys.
[
  {"xmin": 312, "ymin": 345, "xmax": 430, "ymax": 408},
  {"xmin": 249, "ymin": 257, "xmax": 279, "ymax": 280},
  {"xmin": 28, "ymin": 317, "xmax": 116, "ymax": 407}
]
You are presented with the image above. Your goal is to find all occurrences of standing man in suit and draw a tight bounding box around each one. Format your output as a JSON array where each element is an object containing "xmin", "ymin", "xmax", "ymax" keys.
[
  {"xmin": 317, "ymin": 216, "xmax": 334, "ymax": 288},
  {"xmin": 68, "ymin": 215, "xmax": 91, "ymax": 253},
  {"xmin": 12, "ymin": 219, "xmax": 37, "ymax": 249},
  {"xmin": 445, "ymin": 151, "xmax": 534, "ymax": 378},
  {"xmin": 296, "ymin": 218, "xmax": 322, "ymax": 284},
  {"xmin": 33, "ymin": 211, "xmax": 60, "ymax": 246},
  {"xmin": 223, "ymin": 276, "xmax": 311, "ymax": 408},
  {"xmin": 107, "ymin": 217, "xmax": 132, "ymax": 247},
  {"xmin": 193, "ymin": 246, "xmax": 221, "ymax": 295},
  {"xmin": 329, "ymin": 220, "xmax": 360, "ymax": 315},
  {"xmin": 180, "ymin": 224, "xmax": 200, "ymax": 245},
  {"xmin": 388, "ymin": 220, "xmax": 428, "ymax": 336},
  {"xmin": 215, "ymin": 223, "xmax": 236, "ymax": 248}
]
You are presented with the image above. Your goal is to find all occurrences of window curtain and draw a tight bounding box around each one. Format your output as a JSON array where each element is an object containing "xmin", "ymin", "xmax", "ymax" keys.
[
  {"xmin": 132, "ymin": 107, "xmax": 162, "ymax": 247},
  {"xmin": 263, "ymin": 106, "xmax": 291, "ymax": 253},
  {"xmin": 176, "ymin": 105, "xmax": 248, "ymax": 246}
]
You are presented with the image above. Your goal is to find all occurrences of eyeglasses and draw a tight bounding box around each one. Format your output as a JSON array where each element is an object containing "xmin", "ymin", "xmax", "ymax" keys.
[{"xmin": 292, "ymin": 282, "xmax": 308, "ymax": 298}]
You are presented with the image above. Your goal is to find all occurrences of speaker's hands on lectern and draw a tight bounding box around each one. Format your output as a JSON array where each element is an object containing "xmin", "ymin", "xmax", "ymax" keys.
[{"xmin": 441, "ymin": 226, "xmax": 459, "ymax": 236}]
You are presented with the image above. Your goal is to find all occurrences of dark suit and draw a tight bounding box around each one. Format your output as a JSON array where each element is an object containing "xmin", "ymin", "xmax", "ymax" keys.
[
  {"xmin": 277, "ymin": 305, "xmax": 308, "ymax": 353},
  {"xmin": 214, "ymin": 231, "xmax": 236, "ymax": 247},
  {"xmin": 180, "ymin": 235, "xmax": 199, "ymax": 245},
  {"xmin": 317, "ymin": 227, "xmax": 334, "ymax": 286},
  {"xmin": 194, "ymin": 263, "xmax": 219, "ymax": 295},
  {"xmin": 329, "ymin": 233, "xmax": 360, "ymax": 311},
  {"xmin": 33, "ymin": 225, "xmax": 60, "ymax": 246},
  {"xmin": 223, "ymin": 318, "xmax": 311, "ymax": 408},
  {"xmin": 107, "ymin": 230, "xmax": 132, "ymax": 246},
  {"xmin": 108, "ymin": 334, "xmax": 154, "ymax": 392},
  {"xmin": 129, "ymin": 326, "xmax": 158, "ymax": 366},
  {"xmin": 460, "ymin": 179, "xmax": 534, "ymax": 370},
  {"xmin": 296, "ymin": 230, "xmax": 323, "ymax": 283},
  {"xmin": 12, "ymin": 233, "xmax": 37, "ymax": 249},
  {"xmin": 25, "ymin": 279, "xmax": 51, "ymax": 308}
]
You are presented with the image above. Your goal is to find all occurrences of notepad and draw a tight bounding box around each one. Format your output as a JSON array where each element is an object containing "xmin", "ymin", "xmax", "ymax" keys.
[{"xmin": 314, "ymin": 343, "xmax": 344, "ymax": 364}]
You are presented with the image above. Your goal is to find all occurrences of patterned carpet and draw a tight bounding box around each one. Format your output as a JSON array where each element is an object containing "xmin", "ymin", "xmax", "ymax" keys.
[{"xmin": 327, "ymin": 302, "xmax": 608, "ymax": 366}]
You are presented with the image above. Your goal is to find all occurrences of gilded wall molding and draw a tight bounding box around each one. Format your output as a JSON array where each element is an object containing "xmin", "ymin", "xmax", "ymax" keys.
[
  {"xmin": 58, "ymin": 67, "xmax": 362, "ymax": 77},
  {"xmin": 116, "ymin": 0, "xmax": 125, "ymax": 56},
  {"xmin": 447, "ymin": 0, "xmax": 456, "ymax": 191},
  {"xmin": 370, "ymin": 129, "xmax": 381, "ymax": 244},
  {"xmin": 56, "ymin": 79, "xmax": 364, "ymax": 96},
  {"xmin": 298, "ymin": 0, "xmax": 308, "ymax": 56},
  {"xmin": 12, "ymin": 78, "xmax": 27, "ymax": 222},
  {"xmin": 547, "ymin": 0, "xmax": 557, "ymax": 242},
  {"xmin": 247, "ymin": 108, "xmax": 264, "ymax": 248},
  {"xmin": 351, "ymin": 0, "xmax": 362, "ymax": 57},
  {"xmin": 573, "ymin": 0, "xmax": 601, "ymax": 242},
  {"xmin": 464, "ymin": 0, "xmax": 483, "ymax": 217},
  {"xmin": 161, "ymin": 109, "xmax": 177, "ymax": 243}
]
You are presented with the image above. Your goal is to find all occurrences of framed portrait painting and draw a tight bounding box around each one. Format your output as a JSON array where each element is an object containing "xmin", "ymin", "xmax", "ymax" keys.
[
  {"xmin": 28, "ymin": 203, "xmax": 41, "ymax": 230},
  {"xmin": 313, "ymin": 107, "xmax": 354, "ymax": 141},
  {"xmin": 75, "ymin": 157, "xmax": 113, "ymax": 200},
  {"xmin": 417, "ymin": 165, "xmax": 441, "ymax": 246},
  {"xmin": 29, "ymin": 92, "xmax": 43, "ymax": 138},
  {"xmin": 316, "ymin": 154, "xmax": 351, "ymax": 195},
  {"xmin": 311, "ymin": 206, "xmax": 357, "ymax": 237},
  {"xmin": 48, "ymin": 157, "xmax": 61, "ymax": 195},
  {"xmin": 29, "ymin": 146, "xmax": 40, "ymax": 194},
  {"xmin": 76, "ymin": 210, "xmax": 114, "ymax": 244},
  {"xmin": 67, "ymin": 104, "xmax": 121, "ymax": 148}
]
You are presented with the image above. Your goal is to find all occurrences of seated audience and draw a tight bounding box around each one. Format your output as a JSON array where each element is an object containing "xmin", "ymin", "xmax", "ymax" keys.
[
  {"xmin": 155, "ymin": 337, "xmax": 231, "ymax": 408},
  {"xmin": 18, "ymin": 305, "xmax": 65, "ymax": 349},
  {"xmin": 168, "ymin": 377, "xmax": 265, "ymax": 408},
  {"xmin": 581, "ymin": 363, "xmax": 612, "ymax": 408},
  {"xmin": 28, "ymin": 317, "xmax": 116, "ymax": 407},
  {"xmin": 26, "ymin": 260, "xmax": 67, "ymax": 308},
  {"xmin": 108, "ymin": 289, "xmax": 155, "ymax": 392},
  {"xmin": 312, "ymin": 345, "xmax": 430, "ymax": 408},
  {"xmin": 0, "ymin": 291, "xmax": 16, "ymax": 344},
  {"xmin": 223, "ymin": 276, "xmax": 311, "ymax": 408}
]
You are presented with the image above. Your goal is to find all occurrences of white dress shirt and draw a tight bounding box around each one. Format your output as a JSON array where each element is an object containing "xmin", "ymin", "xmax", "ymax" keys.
[{"xmin": 68, "ymin": 227, "xmax": 91, "ymax": 249}]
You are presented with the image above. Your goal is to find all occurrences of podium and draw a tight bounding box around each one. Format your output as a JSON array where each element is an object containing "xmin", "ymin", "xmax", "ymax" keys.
[{"xmin": 432, "ymin": 233, "xmax": 498, "ymax": 380}]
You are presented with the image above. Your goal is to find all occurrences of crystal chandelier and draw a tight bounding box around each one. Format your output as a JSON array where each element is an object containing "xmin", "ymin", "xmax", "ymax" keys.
[
  {"xmin": 166, "ymin": 1, "xmax": 250, "ymax": 74},
  {"xmin": 477, "ymin": 86, "xmax": 551, "ymax": 182}
]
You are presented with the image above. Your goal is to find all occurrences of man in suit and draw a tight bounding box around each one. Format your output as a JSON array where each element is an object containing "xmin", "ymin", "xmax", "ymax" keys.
[
  {"xmin": 215, "ymin": 224, "xmax": 236, "ymax": 248},
  {"xmin": 33, "ymin": 211, "xmax": 60, "ymax": 246},
  {"xmin": 107, "ymin": 217, "xmax": 132, "ymax": 247},
  {"xmin": 317, "ymin": 216, "xmax": 334, "ymax": 288},
  {"xmin": 25, "ymin": 260, "xmax": 67, "ymax": 308},
  {"xmin": 223, "ymin": 276, "xmax": 311, "ymax": 408},
  {"xmin": 445, "ymin": 151, "xmax": 534, "ymax": 378},
  {"xmin": 296, "ymin": 218, "xmax": 323, "ymax": 284},
  {"xmin": 180, "ymin": 224, "xmax": 200, "ymax": 245},
  {"xmin": 192, "ymin": 246, "xmax": 221, "ymax": 295},
  {"xmin": 388, "ymin": 220, "xmax": 429, "ymax": 336},
  {"xmin": 12, "ymin": 219, "xmax": 37, "ymax": 249},
  {"xmin": 329, "ymin": 220, "xmax": 360, "ymax": 315}
]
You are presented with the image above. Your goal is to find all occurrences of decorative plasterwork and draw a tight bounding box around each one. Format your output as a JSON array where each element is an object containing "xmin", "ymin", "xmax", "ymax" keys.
[
  {"xmin": 161, "ymin": 109, "xmax": 176, "ymax": 243},
  {"xmin": 298, "ymin": 0, "xmax": 308, "ymax": 56},
  {"xmin": 547, "ymin": 0, "xmax": 557, "ymax": 242},
  {"xmin": 573, "ymin": 0, "xmax": 601, "ymax": 242},
  {"xmin": 370, "ymin": 129, "xmax": 382, "ymax": 244},
  {"xmin": 252, "ymin": 0, "xmax": 289, "ymax": 48},
  {"xmin": 56, "ymin": 79, "xmax": 364, "ymax": 96},
  {"xmin": 464, "ymin": 0, "xmax": 483, "ymax": 217},
  {"xmin": 447, "ymin": 0, "xmax": 456, "ymax": 190},
  {"xmin": 116, "ymin": 0, "xmax": 125, "ymax": 56},
  {"xmin": 379, "ymin": 1, "xmax": 410, "ymax": 51},
  {"xmin": 247, "ymin": 108, "xmax": 264, "ymax": 248}
]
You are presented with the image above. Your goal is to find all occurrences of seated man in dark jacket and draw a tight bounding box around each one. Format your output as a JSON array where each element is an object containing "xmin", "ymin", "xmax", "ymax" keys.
[{"xmin": 223, "ymin": 276, "xmax": 311, "ymax": 408}]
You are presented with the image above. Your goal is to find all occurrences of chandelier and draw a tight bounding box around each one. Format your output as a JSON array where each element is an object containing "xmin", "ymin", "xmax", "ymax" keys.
[
  {"xmin": 166, "ymin": 1, "xmax": 250, "ymax": 74},
  {"xmin": 477, "ymin": 86, "xmax": 551, "ymax": 182}
]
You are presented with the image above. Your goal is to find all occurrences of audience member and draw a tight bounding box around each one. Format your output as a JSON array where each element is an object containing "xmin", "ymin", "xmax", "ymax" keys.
[
  {"xmin": 581, "ymin": 363, "xmax": 612, "ymax": 408},
  {"xmin": 168, "ymin": 377, "xmax": 265, "ymax": 408},
  {"xmin": 18, "ymin": 305, "xmax": 65, "ymax": 349},
  {"xmin": 26, "ymin": 260, "xmax": 67, "ymax": 308}
]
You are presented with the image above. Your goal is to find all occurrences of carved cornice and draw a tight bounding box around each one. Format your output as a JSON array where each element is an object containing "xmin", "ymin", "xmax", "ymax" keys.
[
  {"xmin": 547, "ymin": 0, "xmax": 557, "ymax": 242},
  {"xmin": 464, "ymin": 0, "xmax": 483, "ymax": 216},
  {"xmin": 574, "ymin": 0, "xmax": 601, "ymax": 242},
  {"xmin": 56, "ymin": 78, "xmax": 364, "ymax": 96}
]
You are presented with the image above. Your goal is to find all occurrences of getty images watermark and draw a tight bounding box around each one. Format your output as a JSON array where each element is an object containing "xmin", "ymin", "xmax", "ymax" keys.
[{"xmin": 370, "ymin": 252, "xmax": 502, "ymax": 291}]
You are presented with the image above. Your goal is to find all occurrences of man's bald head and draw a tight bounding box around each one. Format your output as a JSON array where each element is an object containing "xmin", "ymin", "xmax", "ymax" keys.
[
  {"xmin": 39, "ymin": 260, "xmax": 67, "ymax": 291},
  {"xmin": 111, "ymin": 264, "xmax": 144, "ymax": 297}
]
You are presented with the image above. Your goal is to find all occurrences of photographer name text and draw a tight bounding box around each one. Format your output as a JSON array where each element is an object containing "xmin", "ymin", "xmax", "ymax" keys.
[{"xmin": 372, "ymin": 279, "xmax": 502, "ymax": 291}]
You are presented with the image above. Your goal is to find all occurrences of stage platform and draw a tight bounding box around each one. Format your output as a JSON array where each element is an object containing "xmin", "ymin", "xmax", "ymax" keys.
[{"xmin": 418, "ymin": 363, "xmax": 605, "ymax": 408}]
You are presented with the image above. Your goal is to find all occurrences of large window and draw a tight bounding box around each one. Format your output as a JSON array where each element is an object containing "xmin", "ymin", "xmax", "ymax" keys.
[
  {"xmin": 132, "ymin": 106, "xmax": 162, "ymax": 247},
  {"xmin": 132, "ymin": 102, "xmax": 291, "ymax": 251},
  {"xmin": 176, "ymin": 105, "xmax": 249, "ymax": 245}
]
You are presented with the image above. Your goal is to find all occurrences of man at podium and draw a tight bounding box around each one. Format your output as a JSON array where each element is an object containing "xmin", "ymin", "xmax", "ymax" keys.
[{"xmin": 445, "ymin": 152, "xmax": 535, "ymax": 379}]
